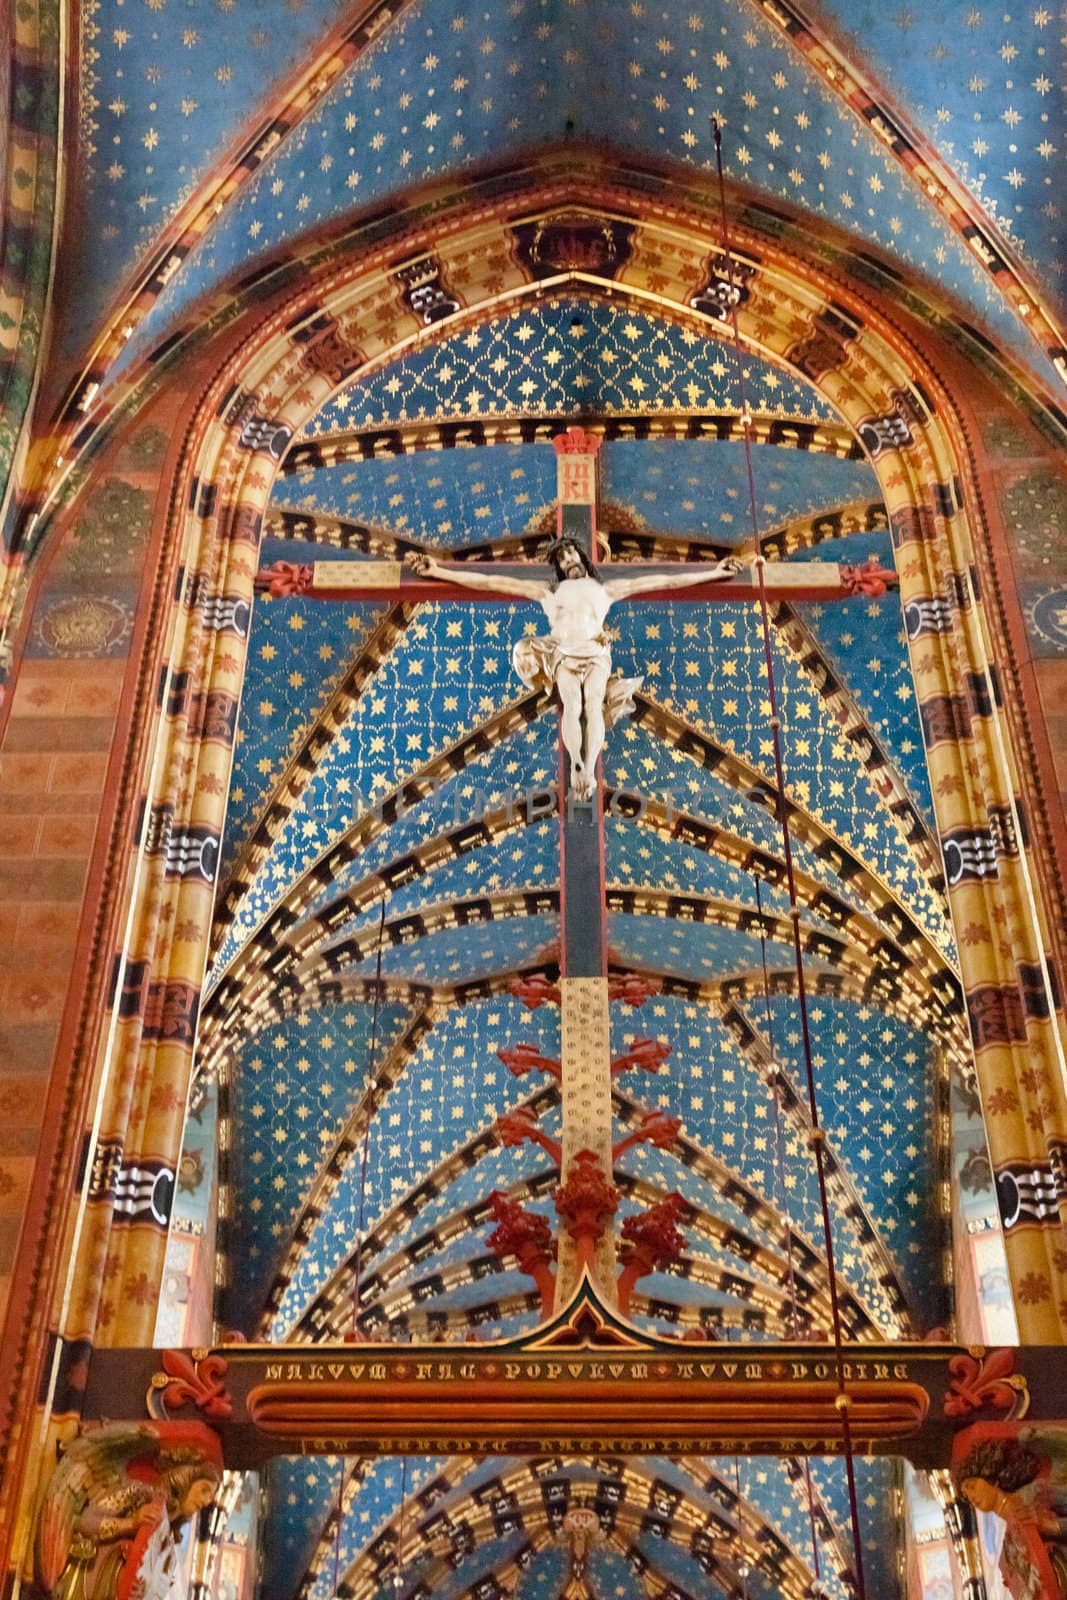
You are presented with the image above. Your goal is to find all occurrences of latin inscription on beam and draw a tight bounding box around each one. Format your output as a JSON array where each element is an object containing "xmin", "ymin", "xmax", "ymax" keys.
[{"xmin": 81, "ymin": 1319, "xmax": 1067, "ymax": 1471}]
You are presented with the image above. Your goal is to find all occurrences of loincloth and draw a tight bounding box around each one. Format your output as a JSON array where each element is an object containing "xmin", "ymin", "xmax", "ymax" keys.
[{"xmin": 512, "ymin": 634, "xmax": 643, "ymax": 728}]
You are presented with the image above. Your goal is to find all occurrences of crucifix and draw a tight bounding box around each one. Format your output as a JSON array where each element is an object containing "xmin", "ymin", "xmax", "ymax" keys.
[{"xmin": 255, "ymin": 425, "xmax": 896, "ymax": 1308}]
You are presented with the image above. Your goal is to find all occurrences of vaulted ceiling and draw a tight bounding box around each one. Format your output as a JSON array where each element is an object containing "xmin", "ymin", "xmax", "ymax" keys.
[
  {"xmin": 59, "ymin": 1, "xmax": 1048, "ymax": 1596},
  {"xmin": 58, "ymin": 0, "xmax": 1066, "ymax": 416},
  {"xmin": 166, "ymin": 289, "xmax": 978, "ymax": 1600}
]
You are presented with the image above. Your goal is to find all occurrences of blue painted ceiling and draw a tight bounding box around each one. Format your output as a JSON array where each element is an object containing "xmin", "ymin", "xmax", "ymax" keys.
[{"xmin": 67, "ymin": 0, "xmax": 1065, "ymax": 391}]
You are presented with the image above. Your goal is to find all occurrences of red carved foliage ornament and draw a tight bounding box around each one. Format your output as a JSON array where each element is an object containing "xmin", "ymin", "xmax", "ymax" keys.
[
  {"xmin": 838, "ymin": 558, "xmax": 898, "ymax": 599},
  {"xmin": 150, "ymin": 1349, "xmax": 233, "ymax": 1421},
  {"xmin": 509, "ymin": 974, "xmax": 562, "ymax": 1011},
  {"xmin": 551, "ymin": 426, "xmax": 601, "ymax": 457},
  {"xmin": 254, "ymin": 560, "xmax": 314, "ymax": 598},
  {"xmin": 619, "ymin": 1192, "xmax": 689, "ymax": 1273},
  {"xmin": 485, "ymin": 1191, "xmax": 556, "ymax": 1310},
  {"xmin": 944, "ymin": 1348, "xmax": 1029, "ymax": 1420},
  {"xmin": 608, "ymin": 975, "xmax": 661, "ymax": 1008},
  {"xmin": 485, "ymin": 1191, "xmax": 557, "ymax": 1266},
  {"xmin": 611, "ymin": 1037, "xmax": 671, "ymax": 1077},
  {"xmin": 555, "ymin": 1150, "xmax": 619, "ymax": 1263},
  {"xmin": 497, "ymin": 1043, "xmax": 562, "ymax": 1081}
]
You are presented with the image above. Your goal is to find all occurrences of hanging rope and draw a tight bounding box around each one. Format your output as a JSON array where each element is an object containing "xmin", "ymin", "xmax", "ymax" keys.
[
  {"xmin": 751, "ymin": 874, "xmax": 833, "ymax": 1598},
  {"xmin": 330, "ymin": 1454, "xmax": 349, "ymax": 1600},
  {"xmin": 751, "ymin": 873, "xmax": 803, "ymax": 1339},
  {"xmin": 393, "ymin": 1458, "xmax": 409, "ymax": 1597},
  {"xmin": 350, "ymin": 900, "xmax": 389, "ymax": 1340},
  {"xmin": 710, "ymin": 113, "xmax": 869, "ymax": 1600}
]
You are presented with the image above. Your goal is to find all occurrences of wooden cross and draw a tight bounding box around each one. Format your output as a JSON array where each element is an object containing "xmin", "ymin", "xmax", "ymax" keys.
[{"xmin": 255, "ymin": 426, "xmax": 896, "ymax": 1306}]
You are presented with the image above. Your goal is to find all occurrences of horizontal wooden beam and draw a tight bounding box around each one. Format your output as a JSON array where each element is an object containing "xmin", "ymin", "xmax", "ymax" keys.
[{"xmin": 80, "ymin": 1286, "xmax": 1053, "ymax": 1469}]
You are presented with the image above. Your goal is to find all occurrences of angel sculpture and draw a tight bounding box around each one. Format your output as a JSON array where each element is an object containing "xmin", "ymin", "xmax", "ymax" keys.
[
  {"xmin": 35, "ymin": 1421, "xmax": 223, "ymax": 1600},
  {"xmin": 956, "ymin": 1427, "xmax": 1067, "ymax": 1599}
]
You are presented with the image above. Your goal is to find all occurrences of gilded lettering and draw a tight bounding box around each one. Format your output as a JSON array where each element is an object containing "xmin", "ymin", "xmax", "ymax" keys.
[{"xmin": 266, "ymin": 1364, "xmax": 282, "ymax": 1380}]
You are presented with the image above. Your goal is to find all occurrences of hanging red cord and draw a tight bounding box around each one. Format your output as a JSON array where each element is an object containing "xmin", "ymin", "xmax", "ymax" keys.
[
  {"xmin": 755, "ymin": 882, "xmax": 831, "ymax": 1593},
  {"xmin": 710, "ymin": 113, "xmax": 869, "ymax": 1600},
  {"xmin": 752, "ymin": 873, "xmax": 835, "ymax": 1597},
  {"xmin": 751, "ymin": 874, "xmax": 803, "ymax": 1339},
  {"xmin": 329, "ymin": 1455, "xmax": 348, "ymax": 1600},
  {"xmin": 350, "ymin": 900, "xmax": 388, "ymax": 1339},
  {"xmin": 393, "ymin": 1458, "xmax": 409, "ymax": 1598}
]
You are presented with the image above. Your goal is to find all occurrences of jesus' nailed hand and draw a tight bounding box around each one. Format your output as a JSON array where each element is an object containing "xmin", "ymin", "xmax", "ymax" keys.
[{"xmin": 406, "ymin": 542, "xmax": 743, "ymax": 800}]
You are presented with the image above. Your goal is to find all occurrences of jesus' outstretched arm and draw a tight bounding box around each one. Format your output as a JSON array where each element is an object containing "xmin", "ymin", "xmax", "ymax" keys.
[
  {"xmin": 407, "ymin": 551, "xmax": 551, "ymax": 600},
  {"xmin": 603, "ymin": 555, "xmax": 743, "ymax": 602}
]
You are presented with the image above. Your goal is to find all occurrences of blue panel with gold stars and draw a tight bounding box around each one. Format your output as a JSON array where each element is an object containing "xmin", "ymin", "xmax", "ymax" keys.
[
  {"xmin": 808, "ymin": 1455, "xmax": 903, "ymax": 1598},
  {"xmin": 762, "ymin": 993, "xmax": 946, "ymax": 1326},
  {"xmin": 214, "ymin": 602, "xmax": 559, "ymax": 970},
  {"xmin": 296, "ymin": 1456, "xmax": 446, "ymax": 1600},
  {"xmin": 811, "ymin": 0, "xmax": 1063, "ymax": 310},
  {"xmin": 612, "ymin": 996, "xmax": 910, "ymax": 1332},
  {"xmin": 607, "ymin": 596, "xmax": 954, "ymax": 951},
  {"xmin": 222, "ymin": 563, "xmax": 385, "ymax": 878},
  {"xmin": 273, "ymin": 994, "xmax": 562, "ymax": 1336},
  {"xmin": 275, "ymin": 447, "xmax": 559, "ymax": 550},
  {"xmin": 70, "ymin": 0, "xmax": 350, "ymax": 355},
  {"xmin": 124, "ymin": 0, "xmax": 1052, "ymax": 384},
  {"xmin": 303, "ymin": 299, "xmax": 836, "ymax": 432},
  {"xmin": 792, "ymin": 529, "xmax": 939, "ymax": 826},
  {"xmin": 599, "ymin": 439, "xmax": 880, "ymax": 540},
  {"xmin": 227, "ymin": 999, "xmax": 412, "ymax": 1332},
  {"xmin": 262, "ymin": 1457, "xmax": 344, "ymax": 1600}
]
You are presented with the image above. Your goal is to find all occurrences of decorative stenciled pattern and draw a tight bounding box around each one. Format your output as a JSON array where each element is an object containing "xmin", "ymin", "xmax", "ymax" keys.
[
  {"xmin": 303, "ymin": 299, "xmax": 836, "ymax": 434},
  {"xmin": 121, "ymin": 0, "xmax": 1056, "ymax": 382}
]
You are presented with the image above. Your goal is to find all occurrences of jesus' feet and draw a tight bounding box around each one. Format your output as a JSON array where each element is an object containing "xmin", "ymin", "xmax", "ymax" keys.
[{"xmin": 570, "ymin": 764, "xmax": 595, "ymax": 801}]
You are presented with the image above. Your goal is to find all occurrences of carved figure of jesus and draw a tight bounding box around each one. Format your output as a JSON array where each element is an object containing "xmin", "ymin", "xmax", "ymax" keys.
[{"xmin": 408, "ymin": 540, "xmax": 741, "ymax": 798}]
